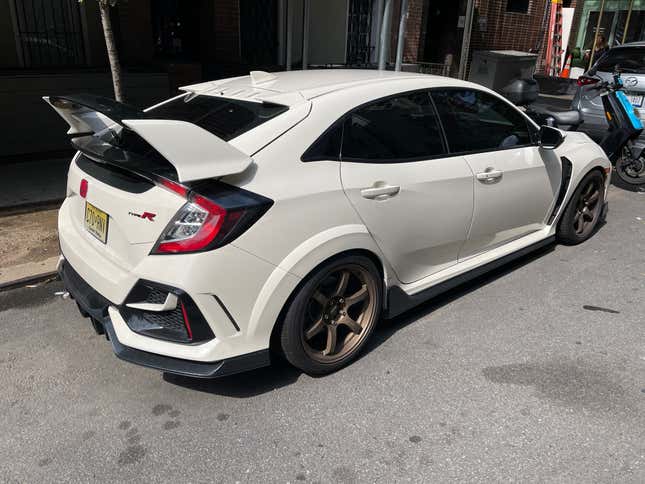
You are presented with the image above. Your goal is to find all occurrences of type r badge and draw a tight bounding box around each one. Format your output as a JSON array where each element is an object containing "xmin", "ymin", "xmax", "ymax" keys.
[{"xmin": 129, "ymin": 211, "xmax": 156, "ymax": 221}]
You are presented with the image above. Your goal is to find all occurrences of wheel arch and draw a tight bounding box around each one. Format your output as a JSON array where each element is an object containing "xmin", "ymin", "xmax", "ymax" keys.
[
  {"xmin": 268, "ymin": 249, "xmax": 389, "ymax": 356},
  {"xmin": 245, "ymin": 225, "xmax": 394, "ymax": 354}
]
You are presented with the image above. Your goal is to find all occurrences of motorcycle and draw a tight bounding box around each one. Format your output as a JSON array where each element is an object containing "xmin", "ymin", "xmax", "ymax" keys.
[{"xmin": 524, "ymin": 70, "xmax": 645, "ymax": 186}]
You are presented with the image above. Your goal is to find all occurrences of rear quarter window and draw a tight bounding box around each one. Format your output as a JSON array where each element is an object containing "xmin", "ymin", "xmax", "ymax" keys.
[
  {"xmin": 596, "ymin": 47, "xmax": 645, "ymax": 74},
  {"xmin": 148, "ymin": 95, "xmax": 289, "ymax": 141}
]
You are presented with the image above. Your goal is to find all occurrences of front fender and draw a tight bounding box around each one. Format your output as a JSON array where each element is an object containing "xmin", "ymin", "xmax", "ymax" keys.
[{"xmin": 550, "ymin": 135, "xmax": 611, "ymax": 226}]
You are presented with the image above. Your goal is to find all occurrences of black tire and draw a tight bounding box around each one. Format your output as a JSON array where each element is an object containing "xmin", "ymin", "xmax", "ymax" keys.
[
  {"xmin": 557, "ymin": 170, "xmax": 605, "ymax": 245},
  {"xmin": 615, "ymin": 151, "xmax": 645, "ymax": 186},
  {"xmin": 280, "ymin": 254, "xmax": 382, "ymax": 375}
]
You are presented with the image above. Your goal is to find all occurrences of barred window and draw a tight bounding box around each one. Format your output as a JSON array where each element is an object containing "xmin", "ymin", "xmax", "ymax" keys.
[{"xmin": 13, "ymin": 0, "xmax": 86, "ymax": 67}]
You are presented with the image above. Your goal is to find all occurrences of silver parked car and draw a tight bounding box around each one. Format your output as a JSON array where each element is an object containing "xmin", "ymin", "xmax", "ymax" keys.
[{"xmin": 572, "ymin": 42, "xmax": 645, "ymax": 150}]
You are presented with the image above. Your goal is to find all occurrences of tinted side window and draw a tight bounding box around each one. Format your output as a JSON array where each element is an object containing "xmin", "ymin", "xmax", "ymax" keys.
[
  {"xmin": 341, "ymin": 91, "xmax": 446, "ymax": 161},
  {"xmin": 302, "ymin": 122, "xmax": 343, "ymax": 161},
  {"xmin": 431, "ymin": 89, "xmax": 532, "ymax": 153}
]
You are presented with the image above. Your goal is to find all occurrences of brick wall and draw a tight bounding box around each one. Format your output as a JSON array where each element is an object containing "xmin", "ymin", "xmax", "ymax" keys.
[
  {"xmin": 470, "ymin": 0, "xmax": 548, "ymax": 54},
  {"xmin": 385, "ymin": 0, "xmax": 428, "ymax": 64},
  {"xmin": 404, "ymin": 0, "xmax": 426, "ymax": 62},
  {"xmin": 400, "ymin": 0, "xmax": 578, "ymax": 75}
]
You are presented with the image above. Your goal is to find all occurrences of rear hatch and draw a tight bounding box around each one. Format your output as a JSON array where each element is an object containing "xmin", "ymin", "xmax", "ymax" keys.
[
  {"xmin": 65, "ymin": 155, "xmax": 185, "ymax": 267},
  {"xmin": 48, "ymin": 93, "xmax": 287, "ymax": 266}
]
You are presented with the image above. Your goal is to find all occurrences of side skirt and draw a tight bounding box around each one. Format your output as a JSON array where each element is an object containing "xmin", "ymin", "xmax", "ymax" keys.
[{"xmin": 385, "ymin": 235, "xmax": 556, "ymax": 318}]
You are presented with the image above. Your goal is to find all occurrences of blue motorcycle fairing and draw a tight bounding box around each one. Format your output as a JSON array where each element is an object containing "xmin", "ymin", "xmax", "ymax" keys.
[{"xmin": 615, "ymin": 90, "xmax": 644, "ymax": 130}]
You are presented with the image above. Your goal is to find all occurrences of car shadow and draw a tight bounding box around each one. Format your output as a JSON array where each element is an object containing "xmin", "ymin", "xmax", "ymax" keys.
[
  {"xmin": 162, "ymin": 358, "xmax": 303, "ymax": 398},
  {"xmin": 363, "ymin": 244, "xmax": 556, "ymax": 355},
  {"xmin": 164, "ymin": 244, "xmax": 557, "ymax": 398}
]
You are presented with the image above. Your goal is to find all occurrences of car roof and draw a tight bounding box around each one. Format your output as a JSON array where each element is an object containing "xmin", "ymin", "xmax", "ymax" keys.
[
  {"xmin": 611, "ymin": 41, "xmax": 645, "ymax": 48},
  {"xmin": 180, "ymin": 69, "xmax": 469, "ymax": 106}
]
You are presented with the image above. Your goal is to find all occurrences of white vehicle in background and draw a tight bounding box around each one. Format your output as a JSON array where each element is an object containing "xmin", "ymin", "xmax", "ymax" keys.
[{"xmin": 48, "ymin": 69, "xmax": 610, "ymax": 378}]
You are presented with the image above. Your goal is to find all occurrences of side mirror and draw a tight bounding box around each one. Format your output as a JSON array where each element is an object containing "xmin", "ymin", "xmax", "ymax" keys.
[{"xmin": 538, "ymin": 125, "xmax": 564, "ymax": 149}]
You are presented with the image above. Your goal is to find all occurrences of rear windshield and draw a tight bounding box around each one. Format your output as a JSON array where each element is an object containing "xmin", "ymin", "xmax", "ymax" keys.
[
  {"xmin": 148, "ymin": 94, "xmax": 289, "ymax": 141},
  {"xmin": 596, "ymin": 47, "xmax": 645, "ymax": 74}
]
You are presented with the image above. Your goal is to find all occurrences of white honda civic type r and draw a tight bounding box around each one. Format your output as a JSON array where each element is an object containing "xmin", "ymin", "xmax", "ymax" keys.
[{"xmin": 48, "ymin": 69, "xmax": 610, "ymax": 378}]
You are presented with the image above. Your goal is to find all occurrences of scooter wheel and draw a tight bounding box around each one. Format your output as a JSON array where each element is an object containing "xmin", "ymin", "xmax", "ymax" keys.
[{"xmin": 615, "ymin": 151, "xmax": 645, "ymax": 185}]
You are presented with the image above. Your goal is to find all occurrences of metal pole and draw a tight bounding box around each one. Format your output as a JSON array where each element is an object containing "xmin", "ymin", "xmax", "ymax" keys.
[
  {"xmin": 378, "ymin": 0, "xmax": 393, "ymax": 70},
  {"xmin": 373, "ymin": 0, "xmax": 384, "ymax": 64},
  {"xmin": 395, "ymin": 0, "xmax": 409, "ymax": 71},
  {"xmin": 458, "ymin": 0, "xmax": 475, "ymax": 79},
  {"xmin": 589, "ymin": 0, "xmax": 606, "ymax": 67},
  {"xmin": 277, "ymin": 0, "xmax": 285, "ymax": 65},
  {"xmin": 286, "ymin": 0, "xmax": 293, "ymax": 70},
  {"xmin": 302, "ymin": 0, "xmax": 310, "ymax": 69},
  {"xmin": 622, "ymin": 0, "xmax": 634, "ymax": 44}
]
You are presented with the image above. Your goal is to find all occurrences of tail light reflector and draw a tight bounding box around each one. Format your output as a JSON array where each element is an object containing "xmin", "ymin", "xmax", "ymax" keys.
[
  {"xmin": 577, "ymin": 76, "xmax": 599, "ymax": 87},
  {"xmin": 79, "ymin": 178, "xmax": 88, "ymax": 198},
  {"xmin": 157, "ymin": 177, "xmax": 188, "ymax": 198},
  {"xmin": 180, "ymin": 301, "xmax": 193, "ymax": 340}
]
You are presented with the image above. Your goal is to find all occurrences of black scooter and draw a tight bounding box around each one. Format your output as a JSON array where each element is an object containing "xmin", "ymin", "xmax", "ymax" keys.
[{"xmin": 525, "ymin": 70, "xmax": 645, "ymax": 186}]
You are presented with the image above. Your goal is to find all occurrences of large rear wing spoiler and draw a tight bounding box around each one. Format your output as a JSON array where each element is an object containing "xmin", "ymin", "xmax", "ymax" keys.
[{"xmin": 43, "ymin": 94, "xmax": 252, "ymax": 182}]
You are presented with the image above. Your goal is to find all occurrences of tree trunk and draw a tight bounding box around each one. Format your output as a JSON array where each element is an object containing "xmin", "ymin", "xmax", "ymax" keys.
[{"xmin": 99, "ymin": 2, "xmax": 124, "ymax": 102}]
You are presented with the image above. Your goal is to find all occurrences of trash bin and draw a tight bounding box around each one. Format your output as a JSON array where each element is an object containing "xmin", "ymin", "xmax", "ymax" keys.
[{"xmin": 468, "ymin": 50, "xmax": 538, "ymax": 92}]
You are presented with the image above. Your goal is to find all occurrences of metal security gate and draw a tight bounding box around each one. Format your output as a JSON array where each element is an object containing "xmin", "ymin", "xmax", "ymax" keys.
[
  {"xmin": 12, "ymin": 0, "xmax": 86, "ymax": 68},
  {"xmin": 346, "ymin": 0, "xmax": 373, "ymax": 66}
]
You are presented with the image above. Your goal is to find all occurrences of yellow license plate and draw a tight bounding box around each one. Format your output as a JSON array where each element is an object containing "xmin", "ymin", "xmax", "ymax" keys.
[{"xmin": 85, "ymin": 202, "xmax": 109, "ymax": 244}]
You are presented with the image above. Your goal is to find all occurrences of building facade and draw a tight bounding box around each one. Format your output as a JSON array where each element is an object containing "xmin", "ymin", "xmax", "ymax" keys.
[{"xmin": 2, "ymin": 0, "xmax": 644, "ymax": 157}]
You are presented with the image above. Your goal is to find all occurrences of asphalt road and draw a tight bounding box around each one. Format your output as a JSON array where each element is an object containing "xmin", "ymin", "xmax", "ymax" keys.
[{"xmin": 1, "ymin": 184, "xmax": 644, "ymax": 483}]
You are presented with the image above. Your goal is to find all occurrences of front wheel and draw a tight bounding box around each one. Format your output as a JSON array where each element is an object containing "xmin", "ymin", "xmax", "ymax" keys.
[
  {"xmin": 615, "ymin": 146, "xmax": 645, "ymax": 185},
  {"xmin": 557, "ymin": 170, "xmax": 605, "ymax": 245},
  {"xmin": 279, "ymin": 255, "xmax": 382, "ymax": 375}
]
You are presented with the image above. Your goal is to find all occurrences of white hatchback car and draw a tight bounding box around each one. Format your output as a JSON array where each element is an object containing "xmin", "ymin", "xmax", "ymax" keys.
[{"xmin": 49, "ymin": 70, "xmax": 610, "ymax": 378}]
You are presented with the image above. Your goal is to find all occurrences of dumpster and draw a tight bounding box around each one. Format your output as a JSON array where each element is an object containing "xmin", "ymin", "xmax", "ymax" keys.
[{"xmin": 468, "ymin": 50, "xmax": 538, "ymax": 92}]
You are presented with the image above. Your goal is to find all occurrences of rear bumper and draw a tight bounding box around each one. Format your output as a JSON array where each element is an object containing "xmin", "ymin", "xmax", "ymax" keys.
[{"xmin": 59, "ymin": 260, "xmax": 271, "ymax": 378}]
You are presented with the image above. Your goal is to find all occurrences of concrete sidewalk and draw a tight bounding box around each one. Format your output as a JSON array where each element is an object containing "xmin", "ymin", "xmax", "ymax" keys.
[
  {"xmin": 0, "ymin": 158, "xmax": 67, "ymax": 288},
  {"xmin": 0, "ymin": 208, "xmax": 59, "ymax": 288}
]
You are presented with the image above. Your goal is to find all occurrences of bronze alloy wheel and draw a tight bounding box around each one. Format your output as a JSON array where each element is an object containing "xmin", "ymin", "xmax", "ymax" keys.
[
  {"xmin": 300, "ymin": 264, "xmax": 378, "ymax": 364},
  {"xmin": 573, "ymin": 176, "xmax": 603, "ymax": 238},
  {"xmin": 557, "ymin": 170, "xmax": 605, "ymax": 245}
]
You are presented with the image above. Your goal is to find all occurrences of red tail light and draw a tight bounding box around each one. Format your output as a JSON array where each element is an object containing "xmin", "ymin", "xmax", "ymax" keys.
[
  {"xmin": 151, "ymin": 180, "xmax": 273, "ymax": 255},
  {"xmin": 577, "ymin": 76, "xmax": 599, "ymax": 87}
]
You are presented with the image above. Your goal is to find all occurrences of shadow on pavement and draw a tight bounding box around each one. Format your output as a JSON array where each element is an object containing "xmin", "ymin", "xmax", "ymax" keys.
[
  {"xmin": 162, "ymin": 358, "xmax": 303, "ymax": 397},
  {"xmin": 164, "ymin": 244, "xmax": 558, "ymax": 397},
  {"xmin": 364, "ymin": 244, "xmax": 556, "ymax": 354}
]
